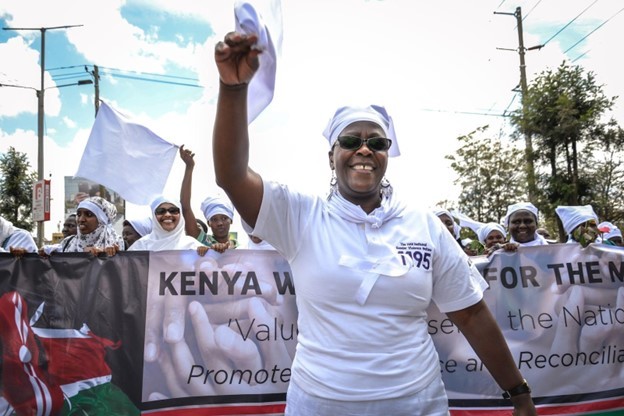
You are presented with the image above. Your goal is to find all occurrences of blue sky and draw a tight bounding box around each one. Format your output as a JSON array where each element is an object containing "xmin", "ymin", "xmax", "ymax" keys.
[{"xmin": 1, "ymin": 0, "xmax": 622, "ymax": 242}]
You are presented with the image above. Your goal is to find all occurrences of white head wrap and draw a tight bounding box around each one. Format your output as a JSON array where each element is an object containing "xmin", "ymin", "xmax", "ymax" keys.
[
  {"xmin": 451, "ymin": 210, "xmax": 506, "ymax": 244},
  {"xmin": 598, "ymin": 221, "xmax": 622, "ymax": 240},
  {"xmin": 322, "ymin": 104, "xmax": 400, "ymax": 157},
  {"xmin": 201, "ymin": 196, "xmax": 234, "ymax": 221},
  {"xmin": 434, "ymin": 209, "xmax": 461, "ymax": 240},
  {"xmin": 503, "ymin": 202, "xmax": 539, "ymax": 227},
  {"xmin": 127, "ymin": 217, "xmax": 153, "ymax": 237},
  {"xmin": 478, "ymin": 223, "xmax": 507, "ymax": 244},
  {"xmin": 555, "ymin": 205, "xmax": 598, "ymax": 235},
  {"xmin": 78, "ymin": 196, "xmax": 116, "ymax": 226},
  {"xmin": 129, "ymin": 196, "xmax": 201, "ymax": 251},
  {"xmin": 65, "ymin": 196, "xmax": 123, "ymax": 252}
]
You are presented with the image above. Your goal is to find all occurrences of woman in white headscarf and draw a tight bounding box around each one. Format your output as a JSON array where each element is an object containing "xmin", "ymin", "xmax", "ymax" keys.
[
  {"xmin": 129, "ymin": 196, "xmax": 208, "ymax": 255},
  {"xmin": 555, "ymin": 205, "xmax": 600, "ymax": 247},
  {"xmin": 122, "ymin": 217, "xmax": 152, "ymax": 249},
  {"xmin": 452, "ymin": 210, "xmax": 507, "ymax": 255},
  {"xmin": 502, "ymin": 202, "xmax": 548, "ymax": 247},
  {"xmin": 598, "ymin": 221, "xmax": 623, "ymax": 246},
  {"xmin": 60, "ymin": 196, "xmax": 124, "ymax": 255},
  {"xmin": 178, "ymin": 146, "xmax": 236, "ymax": 252},
  {"xmin": 209, "ymin": 31, "xmax": 536, "ymax": 416},
  {"xmin": 434, "ymin": 209, "xmax": 479, "ymax": 256}
]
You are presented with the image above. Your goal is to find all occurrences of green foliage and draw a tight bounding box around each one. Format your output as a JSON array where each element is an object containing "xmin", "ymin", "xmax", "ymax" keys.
[
  {"xmin": 445, "ymin": 125, "xmax": 526, "ymax": 223},
  {"xmin": 0, "ymin": 147, "xmax": 38, "ymax": 231},
  {"xmin": 510, "ymin": 62, "xmax": 621, "ymax": 235}
]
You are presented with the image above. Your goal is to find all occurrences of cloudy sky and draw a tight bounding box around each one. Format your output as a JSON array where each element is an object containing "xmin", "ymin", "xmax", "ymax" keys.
[{"xmin": 1, "ymin": 0, "xmax": 622, "ymax": 243}]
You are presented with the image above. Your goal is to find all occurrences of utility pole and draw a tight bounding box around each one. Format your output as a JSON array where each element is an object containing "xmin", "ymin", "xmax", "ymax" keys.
[
  {"xmin": 494, "ymin": 7, "xmax": 538, "ymax": 204},
  {"xmin": 3, "ymin": 24, "xmax": 83, "ymax": 246},
  {"xmin": 85, "ymin": 64, "xmax": 106, "ymax": 198},
  {"xmin": 86, "ymin": 64, "xmax": 101, "ymax": 116}
]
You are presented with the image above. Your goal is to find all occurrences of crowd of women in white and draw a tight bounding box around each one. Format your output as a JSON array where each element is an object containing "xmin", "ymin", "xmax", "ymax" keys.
[
  {"xmin": 435, "ymin": 202, "xmax": 622, "ymax": 258},
  {"xmin": 1, "ymin": 196, "xmax": 619, "ymax": 258}
]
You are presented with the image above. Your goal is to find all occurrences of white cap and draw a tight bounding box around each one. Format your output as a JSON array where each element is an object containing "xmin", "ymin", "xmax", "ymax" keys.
[
  {"xmin": 503, "ymin": 202, "xmax": 539, "ymax": 227},
  {"xmin": 322, "ymin": 104, "xmax": 400, "ymax": 157},
  {"xmin": 201, "ymin": 196, "xmax": 234, "ymax": 221},
  {"xmin": 555, "ymin": 205, "xmax": 598, "ymax": 235}
]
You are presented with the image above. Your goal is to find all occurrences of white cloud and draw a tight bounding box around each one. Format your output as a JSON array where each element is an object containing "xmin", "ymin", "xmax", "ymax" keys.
[{"xmin": 62, "ymin": 116, "xmax": 76, "ymax": 128}]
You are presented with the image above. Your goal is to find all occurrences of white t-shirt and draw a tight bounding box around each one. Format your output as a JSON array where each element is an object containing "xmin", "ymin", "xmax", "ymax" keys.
[{"xmin": 252, "ymin": 180, "xmax": 487, "ymax": 401}]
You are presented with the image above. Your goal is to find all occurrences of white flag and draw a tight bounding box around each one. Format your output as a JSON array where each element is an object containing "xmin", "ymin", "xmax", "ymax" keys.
[
  {"xmin": 235, "ymin": 0, "xmax": 283, "ymax": 124},
  {"xmin": 75, "ymin": 101, "xmax": 177, "ymax": 205}
]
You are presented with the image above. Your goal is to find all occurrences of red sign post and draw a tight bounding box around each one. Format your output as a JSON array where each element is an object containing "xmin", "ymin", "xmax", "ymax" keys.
[{"xmin": 32, "ymin": 179, "xmax": 51, "ymax": 222}]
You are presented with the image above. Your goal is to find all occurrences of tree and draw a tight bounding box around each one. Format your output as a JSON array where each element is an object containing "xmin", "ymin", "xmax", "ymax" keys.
[
  {"xmin": 0, "ymin": 147, "xmax": 38, "ymax": 231},
  {"xmin": 511, "ymin": 62, "xmax": 616, "ymax": 205},
  {"xmin": 445, "ymin": 125, "xmax": 526, "ymax": 223},
  {"xmin": 586, "ymin": 121, "xmax": 624, "ymax": 224}
]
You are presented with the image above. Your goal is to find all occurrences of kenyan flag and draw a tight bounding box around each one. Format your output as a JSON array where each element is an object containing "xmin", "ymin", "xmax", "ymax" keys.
[{"xmin": 0, "ymin": 291, "xmax": 138, "ymax": 415}]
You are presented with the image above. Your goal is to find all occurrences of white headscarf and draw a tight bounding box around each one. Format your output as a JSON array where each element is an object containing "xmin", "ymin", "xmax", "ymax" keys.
[
  {"xmin": 503, "ymin": 202, "xmax": 539, "ymax": 227},
  {"xmin": 130, "ymin": 196, "xmax": 202, "ymax": 251},
  {"xmin": 127, "ymin": 217, "xmax": 153, "ymax": 237},
  {"xmin": 328, "ymin": 189, "xmax": 408, "ymax": 305},
  {"xmin": 322, "ymin": 104, "xmax": 400, "ymax": 157},
  {"xmin": 434, "ymin": 209, "xmax": 461, "ymax": 240},
  {"xmin": 555, "ymin": 205, "xmax": 599, "ymax": 235},
  {"xmin": 451, "ymin": 210, "xmax": 506, "ymax": 244},
  {"xmin": 64, "ymin": 196, "xmax": 124, "ymax": 252},
  {"xmin": 200, "ymin": 196, "xmax": 234, "ymax": 221}
]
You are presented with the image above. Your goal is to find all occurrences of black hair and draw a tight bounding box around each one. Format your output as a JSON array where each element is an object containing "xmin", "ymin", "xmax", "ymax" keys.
[{"xmin": 196, "ymin": 218, "xmax": 208, "ymax": 233}]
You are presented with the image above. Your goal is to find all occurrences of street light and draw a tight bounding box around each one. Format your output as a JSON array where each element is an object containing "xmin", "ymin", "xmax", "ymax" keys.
[
  {"xmin": 3, "ymin": 24, "xmax": 83, "ymax": 246},
  {"xmin": 0, "ymin": 78, "xmax": 92, "ymax": 245}
]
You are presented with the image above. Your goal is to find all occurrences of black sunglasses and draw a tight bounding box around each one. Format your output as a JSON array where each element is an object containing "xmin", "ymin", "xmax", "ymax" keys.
[
  {"xmin": 155, "ymin": 207, "xmax": 180, "ymax": 215},
  {"xmin": 336, "ymin": 136, "xmax": 392, "ymax": 152}
]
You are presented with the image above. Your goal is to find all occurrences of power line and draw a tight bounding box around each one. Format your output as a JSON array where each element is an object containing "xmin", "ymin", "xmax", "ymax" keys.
[
  {"xmin": 48, "ymin": 64, "xmax": 199, "ymax": 83},
  {"xmin": 48, "ymin": 65, "xmax": 202, "ymax": 88},
  {"xmin": 97, "ymin": 66, "xmax": 199, "ymax": 82},
  {"xmin": 52, "ymin": 71, "xmax": 87, "ymax": 81},
  {"xmin": 502, "ymin": 93, "xmax": 518, "ymax": 117},
  {"xmin": 542, "ymin": 0, "xmax": 598, "ymax": 47},
  {"xmin": 421, "ymin": 108, "xmax": 510, "ymax": 118},
  {"xmin": 564, "ymin": 6, "xmax": 624, "ymax": 54},
  {"xmin": 571, "ymin": 50, "xmax": 590, "ymax": 63},
  {"xmin": 98, "ymin": 71, "xmax": 202, "ymax": 88},
  {"xmin": 522, "ymin": 0, "xmax": 543, "ymax": 23}
]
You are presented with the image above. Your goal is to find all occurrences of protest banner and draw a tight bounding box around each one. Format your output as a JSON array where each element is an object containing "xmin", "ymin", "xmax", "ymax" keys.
[
  {"xmin": 432, "ymin": 244, "xmax": 624, "ymax": 415},
  {"xmin": 0, "ymin": 244, "xmax": 623, "ymax": 415}
]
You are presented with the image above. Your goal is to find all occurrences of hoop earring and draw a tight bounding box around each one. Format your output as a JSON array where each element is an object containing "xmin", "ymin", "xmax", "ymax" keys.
[
  {"xmin": 381, "ymin": 177, "xmax": 393, "ymax": 199},
  {"xmin": 328, "ymin": 170, "xmax": 338, "ymax": 201}
]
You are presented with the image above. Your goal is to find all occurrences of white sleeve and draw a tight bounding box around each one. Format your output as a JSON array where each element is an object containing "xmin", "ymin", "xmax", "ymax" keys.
[
  {"xmin": 251, "ymin": 179, "xmax": 318, "ymax": 261},
  {"xmin": 41, "ymin": 243, "xmax": 61, "ymax": 255},
  {"xmin": 7, "ymin": 230, "xmax": 38, "ymax": 253}
]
